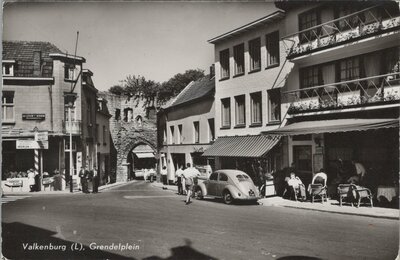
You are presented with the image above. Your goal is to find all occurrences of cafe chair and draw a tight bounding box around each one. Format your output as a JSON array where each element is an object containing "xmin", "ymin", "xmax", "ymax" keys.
[
  {"xmin": 352, "ymin": 186, "xmax": 373, "ymax": 208},
  {"xmin": 337, "ymin": 184, "xmax": 355, "ymax": 207},
  {"xmin": 310, "ymin": 184, "xmax": 328, "ymax": 203}
]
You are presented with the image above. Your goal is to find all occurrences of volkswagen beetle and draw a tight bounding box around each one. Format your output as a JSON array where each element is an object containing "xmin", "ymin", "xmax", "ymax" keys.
[{"xmin": 195, "ymin": 169, "xmax": 260, "ymax": 204}]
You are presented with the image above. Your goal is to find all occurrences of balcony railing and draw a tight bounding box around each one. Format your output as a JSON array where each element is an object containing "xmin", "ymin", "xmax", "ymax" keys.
[
  {"xmin": 283, "ymin": 5, "xmax": 400, "ymax": 58},
  {"xmin": 62, "ymin": 120, "xmax": 82, "ymax": 135},
  {"xmin": 284, "ymin": 73, "xmax": 400, "ymax": 114}
]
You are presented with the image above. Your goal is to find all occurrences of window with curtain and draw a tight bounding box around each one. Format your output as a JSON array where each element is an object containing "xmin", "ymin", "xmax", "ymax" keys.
[
  {"xmin": 2, "ymin": 91, "xmax": 14, "ymax": 122},
  {"xmin": 266, "ymin": 31, "xmax": 280, "ymax": 67},
  {"xmin": 221, "ymin": 98, "xmax": 231, "ymax": 127},
  {"xmin": 249, "ymin": 38, "xmax": 261, "ymax": 71},
  {"xmin": 220, "ymin": 49, "xmax": 230, "ymax": 79},
  {"xmin": 250, "ymin": 92, "xmax": 262, "ymax": 125},
  {"xmin": 235, "ymin": 95, "xmax": 246, "ymax": 126},
  {"xmin": 268, "ymin": 89, "xmax": 281, "ymax": 122},
  {"xmin": 233, "ymin": 43, "xmax": 245, "ymax": 75},
  {"xmin": 300, "ymin": 66, "xmax": 321, "ymax": 88}
]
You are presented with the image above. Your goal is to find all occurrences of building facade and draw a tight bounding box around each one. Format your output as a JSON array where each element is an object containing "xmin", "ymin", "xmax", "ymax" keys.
[
  {"xmin": 1, "ymin": 41, "xmax": 104, "ymax": 191},
  {"xmin": 96, "ymin": 97, "xmax": 112, "ymax": 185},
  {"xmin": 157, "ymin": 74, "xmax": 215, "ymax": 183},
  {"xmin": 265, "ymin": 1, "xmax": 399, "ymax": 190},
  {"xmin": 203, "ymin": 11, "xmax": 293, "ymax": 181}
]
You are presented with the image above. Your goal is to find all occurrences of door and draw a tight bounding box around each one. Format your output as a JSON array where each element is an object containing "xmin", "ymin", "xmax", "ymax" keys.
[
  {"xmin": 216, "ymin": 172, "xmax": 229, "ymax": 197},
  {"xmin": 206, "ymin": 172, "xmax": 219, "ymax": 196}
]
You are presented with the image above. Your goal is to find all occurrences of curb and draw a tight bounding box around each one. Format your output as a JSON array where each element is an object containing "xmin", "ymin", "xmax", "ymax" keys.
[
  {"xmin": 282, "ymin": 205, "xmax": 399, "ymax": 220},
  {"xmin": 98, "ymin": 180, "xmax": 137, "ymax": 191}
]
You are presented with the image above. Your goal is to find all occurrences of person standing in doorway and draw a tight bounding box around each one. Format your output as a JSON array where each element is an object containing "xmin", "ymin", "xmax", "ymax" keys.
[
  {"xmin": 175, "ymin": 165, "xmax": 184, "ymax": 195},
  {"xmin": 161, "ymin": 166, "xmax": 168, "ymax": 189}
]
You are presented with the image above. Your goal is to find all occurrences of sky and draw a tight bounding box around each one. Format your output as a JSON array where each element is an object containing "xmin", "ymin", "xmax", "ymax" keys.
[{"xmin": 3, "ymin": 1, "xmax": 277, "ymax": 91}]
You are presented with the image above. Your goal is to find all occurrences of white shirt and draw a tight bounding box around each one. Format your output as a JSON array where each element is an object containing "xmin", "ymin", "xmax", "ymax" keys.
[
  {"xmin": 287, "ymin": 177, "xmax": 302, "ymax": 188},
  {"xmin": 175, "ymin": 168, "xmax": 184, "ymax": 178},
  {"xmin": 354, "ymin": 163, "xmax": 366, "ymax": 177},
  {"xmin": 161, "ymin": 168, "xmax": 167, "ymax": 176},
  {"xmin": 183, "ymin": 167, "xmax": 200, "ymax": 180}
]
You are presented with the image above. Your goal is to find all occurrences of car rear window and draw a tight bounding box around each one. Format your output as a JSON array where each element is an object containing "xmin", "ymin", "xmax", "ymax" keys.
[{"xmin": 236, "ymin": 174, "xmax": 250, "ymax": 181}]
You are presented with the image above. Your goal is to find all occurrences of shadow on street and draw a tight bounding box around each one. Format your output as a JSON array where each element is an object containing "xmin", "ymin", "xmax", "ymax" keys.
[{"xmin": 2, "ymin": 222, "xmax": 134, "ymax": 259}]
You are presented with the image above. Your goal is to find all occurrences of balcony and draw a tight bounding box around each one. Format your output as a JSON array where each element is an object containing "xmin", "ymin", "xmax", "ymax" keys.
[
  {"xmin": 283, "ymin": 5, "xmax": 400, "ymax": 60},
  {"xmin": 63, "ymin": 120, "xmax": 81, "ymax": 135},
  {"xmin": 284, "ymin": 73, "xmax": 400, "ymax": 115}
]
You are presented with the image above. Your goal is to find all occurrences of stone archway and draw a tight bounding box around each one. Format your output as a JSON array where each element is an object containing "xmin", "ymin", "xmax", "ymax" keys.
[{"xmin": 116, "ymin": 136, "xmax": 156, "ymax": 182}]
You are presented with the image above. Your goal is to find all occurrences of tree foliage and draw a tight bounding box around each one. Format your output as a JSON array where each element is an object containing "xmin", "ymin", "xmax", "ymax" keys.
[
  {"xmin": 108, "ymin": 85, "xmax": 125, "ymax": 95},
  {"xmin": 124, "ymin": 75, "xmax": 159, "ymax": 108}
]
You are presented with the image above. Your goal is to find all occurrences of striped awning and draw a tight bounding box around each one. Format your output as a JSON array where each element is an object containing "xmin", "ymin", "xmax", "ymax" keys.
[
  {"xmin": 263, "ymin": 118, "xmax": 399, "ymax": 136},
  {"xmin": 202, "ymin": 135, "xmax": 281, "ymax": 158}
]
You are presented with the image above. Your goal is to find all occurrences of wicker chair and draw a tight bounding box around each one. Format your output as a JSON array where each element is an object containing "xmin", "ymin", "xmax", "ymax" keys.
[
  {"xmin": 337, "ymin": 184, "xmax": 355, "ymax": 207},
  {"xmin": 310, "ymin": 184, "xmax": 328, "ymax": 203},
  {"xmin": 352, "ymin": 186, "xmax": 373, "ymax": 208}
]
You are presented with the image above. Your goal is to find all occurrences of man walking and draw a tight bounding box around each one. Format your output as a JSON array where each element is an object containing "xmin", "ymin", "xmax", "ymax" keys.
[
  {"xmin": 161, "ymin": 166, "xmax": 168, "ymax": 189},
  {"xmin": 79, "ymin": 167, "xmax": 88, "ymax": 193},
  {"xmin": 175, "ymin": 165, "xmax": 184, "ymax": 195},
  {"xmin": 182, "ymin": 163, "xmax": 200, "ymax": 204},
  {"xmin": 92, "ymin": 168, "xmax": 99, "ymax": 193}
]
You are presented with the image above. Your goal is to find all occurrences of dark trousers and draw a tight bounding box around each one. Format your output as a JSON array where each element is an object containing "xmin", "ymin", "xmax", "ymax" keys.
[
  {"xmin": 162, "ymin": 175, "xmax": 167, "ymax": 185},
  {"xmin": 81, "ymin": 178, "xmax": 88, "ymax": 193},
  {"xmin": 93, "ymin": 176, "xmax": 99, "ymax": 193},
  {"xmin": 177, "ymin": 177, "xmax": 183, "ymax": 194}
]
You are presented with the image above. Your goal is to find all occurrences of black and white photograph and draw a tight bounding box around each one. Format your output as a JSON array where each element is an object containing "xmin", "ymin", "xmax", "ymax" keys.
[{"xmin": 1, "ymin": 0, "xmax": 399, "ymax": 259}]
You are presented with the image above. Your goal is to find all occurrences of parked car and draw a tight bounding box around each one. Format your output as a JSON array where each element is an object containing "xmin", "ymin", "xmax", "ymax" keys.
[{"xmin": 195, "ymin": 169, "xmax": 260, "ymax": 204}]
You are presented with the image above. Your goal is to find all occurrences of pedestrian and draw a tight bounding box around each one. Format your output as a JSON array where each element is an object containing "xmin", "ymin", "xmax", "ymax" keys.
[
  {"xmin": 92, "ymin": 168, "xmax": 99, "ymax": 193},
  {"xmin": 161, "ymin": 166, "xmax": 168, "ymax": 188},
  {"xmin": 34, "ymin": 170, "xmax": 41, "ymax": 192},
  {"xmin": 27, "ymin": 168, "xmax": 35, "ymax": 192},
  {"xmin": 182, "ymin": 164, "xmax": 195, "ymax": 205},
  {"xmin": 175, "ymin": 165, "xmax": 184, "ymax": 195},
  {"xmin": 79, "ymin": 167, "xmax": 89, "ymax": 193}
]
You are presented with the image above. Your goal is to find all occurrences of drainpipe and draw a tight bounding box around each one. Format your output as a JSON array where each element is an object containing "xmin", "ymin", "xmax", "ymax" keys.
[{"xmin": 48, "ymin": 84, "xmax": 54, "ymax": 131}]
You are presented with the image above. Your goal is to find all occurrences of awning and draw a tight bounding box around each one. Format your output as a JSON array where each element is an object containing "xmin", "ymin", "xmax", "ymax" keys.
[
  {"xmin": 202, "ymin": 135, "xmax": 281, "ymax": 158},
  {"xmin": 263, "ymin": 118, "xmax": 399, "ymax": 136},
  {"xmin": 135, "ymin": 152, "xmax": 155, "ymax": 159}
]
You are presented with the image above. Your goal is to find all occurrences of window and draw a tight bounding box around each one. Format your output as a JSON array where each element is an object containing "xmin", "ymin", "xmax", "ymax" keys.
[
  {"xmin": 220, "ymin": 48, "xmax": 230, "ymax": 79},
  {"xmin": 268, "ymin": 89, "xmax": 281, "ymax": 122},
  {"xmin": 266, "ymin": 31, "xmax": 280, "ymax": 68},
  {"xmin": 115, "ymin": 109, "xmax": 121, "ymax": 121},
  {"xmin": 249, "ymin": 38, "xmax": 261, "ymax": 71},
  {"xmin": 335, "ymin": 5, "xmax": 362, "ymax": 31},
  {"xmin": 300, "ymin": 66, "xmax": 321, "ymax": 89},
  {"xmin": 123, "ymin": 108, "xmax": 133, "ymax": 122},
  {"xmin": 235, "ymin": 95, "xmax": 246, "ymax": 126},
  {"xmin": 221, "ymin": 98, "xmax": 231, "ymax": 128},
  {"xmin": 2, "ymin": 63, "xmax": 14, "ymax": 76},
  {"xmin": 339, "ymin": 57, "xmax": 360, "ymax": 81},
  {"xmin": 219, "ymin": 173, "xmax": 228, "ymax": 182},
  {"xmin": 178, "ymin": 124, "xmax": 183, "ymax": 144},
  {"xmin": 193, "ymin": 121, "xmax": 200, "ymax": 144},
  {"xmin": 136, "ymin": 115, "xmax": 143, "ymax": 127},
  {"xmin": 208, "ymin": 118, "xmax": 215, "ymax": 142},
  {"xmin": 2, "ymin": 91, "xmax": 14, "ymax": 122},
  {"xmin": 299, "ymin": 8, "xmax": 320, "ymax": 43},
  {"xmin": 233, "ymin": 43, "xmax": 245, "ymax": 76},
  {"xmin": 163, "ymin": 127, "xmax": 167, "ymax": 144},
  {"xmin": 250, "ymin": 92, "xmax": 262, "ymax": 125},
  {"xmin": 210, "ymin": 172, "xmax": 218, "ymax": 181},
  {"xmin": 103, "ymin": 125, "xmax": 107, "ymax": 144},
  {"xmin": 64, "ymin": 63, "xmax": 78, "ymax": 81},
  {"xmin": 64, "ymin": 94, "xmax": 76, "ymax": 121},
  {"xmin": 170, "ymin": 126, "xmax": 175, "ymax": 144},
  {"xmin": 87, "ymin": 99, "xmax": 92, "ymax": 126}
]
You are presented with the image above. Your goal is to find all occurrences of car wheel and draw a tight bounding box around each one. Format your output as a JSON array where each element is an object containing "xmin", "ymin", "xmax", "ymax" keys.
[
  {"xmin": 195, "ymin": 188, "xmax": 203, "ymax": 200},
  {"xmin": 223, "ymin": 191, "xmax": 233, "ymax": 204}
]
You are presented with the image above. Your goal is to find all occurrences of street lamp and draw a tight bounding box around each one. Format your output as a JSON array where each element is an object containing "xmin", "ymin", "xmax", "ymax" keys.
[{"xmin": 64, "ymin": 93, "xmax": 77, "ymax": 193}]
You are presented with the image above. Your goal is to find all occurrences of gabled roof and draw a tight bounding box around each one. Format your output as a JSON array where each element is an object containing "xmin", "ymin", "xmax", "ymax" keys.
[
  {"xmin": 2, "ymin": 41, "xmax": 62, "ymax": 78},
  {"xmin": 167, "ymin": 74, "xmax": 215, "ymax": 109}
]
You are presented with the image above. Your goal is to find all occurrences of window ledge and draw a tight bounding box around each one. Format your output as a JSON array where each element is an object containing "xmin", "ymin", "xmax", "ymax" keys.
[
  {"xmin": 219, "ymin": 76, "xmax": 230, "ymax": 82},
  {"xmin": 233, "ymin": 73, "xmax": 245, "ymax": 78},
  {"xmin": 220, "ymin": 125, "xmax": 231, "ymax": 130},
  {"xmin": 234, "ymin": 124, "xmax": 246, "ymax": 129},
  {"xmin": 265, "ymin": 63, "xmax": 280, "ymax": 70},
  {"xmin": 248, "ymin": 68, "xmax": 261, "ymax": 74},
  {"xmin": 266, "ymin": 121, "xmax": 281, "ymax": 126},
  {"xmin": 249, "ymin": 123, "xmax": 262, "ymax": 128}
]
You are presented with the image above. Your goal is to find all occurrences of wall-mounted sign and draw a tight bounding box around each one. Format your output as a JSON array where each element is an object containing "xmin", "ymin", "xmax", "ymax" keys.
[
  {"xmin": 16, "ymin": 140, "xmax": 49, "ymax": 149},
  {"xmin": 35, "ymin": 132, "xmax": 48, "ymax": 142},
  {"xmin": 22, "ymin": 114, "xmax": 45, "ymax": 120}
]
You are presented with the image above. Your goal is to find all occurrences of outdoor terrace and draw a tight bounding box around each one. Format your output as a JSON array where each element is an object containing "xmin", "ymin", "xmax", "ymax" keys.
[
  {"xmin": 284, "ymin": 72, "xmax": 400, "ymax": 115},
  {"xmin": 283, "ymin": 5, "xmax": 400, "ymax": 59}
]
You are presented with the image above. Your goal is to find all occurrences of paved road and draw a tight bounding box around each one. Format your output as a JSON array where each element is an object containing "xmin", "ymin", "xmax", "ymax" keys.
[{"xmin": 2, "ymin": 181, "xmax": 398, "ymax": 260}]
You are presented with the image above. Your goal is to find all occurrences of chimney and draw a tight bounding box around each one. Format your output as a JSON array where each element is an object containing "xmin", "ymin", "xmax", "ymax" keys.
[
  {"xmin": 33, "ymin": 51, "xmax": 42, "ymax": 76},
  {"xmin": 209, "ymin": 64, "xmax": 215, "ymax": 78}
]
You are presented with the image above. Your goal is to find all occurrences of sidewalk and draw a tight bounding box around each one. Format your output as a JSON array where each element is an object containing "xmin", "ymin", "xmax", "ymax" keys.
[
  {"xmin": 2, "ymin": 180, "xmax": 136, "ymax": 196},
  {"xmin": 152, "ymin": 182, "xmax": 399, "ymax": 220}
]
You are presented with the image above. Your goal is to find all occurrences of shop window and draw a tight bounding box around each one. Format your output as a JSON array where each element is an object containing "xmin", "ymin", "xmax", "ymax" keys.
[
  {"xmin": 299, "ymin": 8, "xmax": 321, "ymax": 43},
  {"xmin": 208, "ymin": 118, "xmax": 215, "ymax": 142},
  {"xmin": 2, "ymin": 91, "xmax": 14, "ymax": 122},
  {"xmin": 233, "ymin": 43, "xmax": 245, "ymax": 76},
  {"xmin": 250, "ymin": 92, "xmax": 262, "ymax": 125},
  {"xmin": 193, "ymin": 121, "xmax": 200, "ymax": 144},
  {"xmin": 293, "ymin": 145, "xmax": 312, "ymax": 172},
  {"xmin": 235, "ymin": 95, "xmax": 246, "ymax": 126},
  {"xmin": 221, "ymin": 98, "xmax": 231, "ymax": 128},
  {"xmin": 249, "ymin": 37, "xmax": 261, "ymax": 72},
  {"xmin": 220, "ymin": 48, "xmax": 230, "ymax": 80},
  {"xmin": 266, "ymin": 31, "xmax": 280, "ymax": 68},
  {"xmin": 268, "ymin": 89, "xmax": 281, "ymax": 123}
]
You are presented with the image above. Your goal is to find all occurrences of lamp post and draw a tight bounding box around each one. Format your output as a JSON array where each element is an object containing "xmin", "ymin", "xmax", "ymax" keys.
[{"xmin": 64, "ymin": 93, "xmax": 77, "ymax": 193}]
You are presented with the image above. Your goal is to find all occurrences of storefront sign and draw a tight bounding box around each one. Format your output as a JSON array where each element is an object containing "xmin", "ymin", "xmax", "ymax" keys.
[
  {"xmin": 16, "ymin": 140, "xmax": 48, "ymax": 149},
  {"xmin": 22, "ymin": 114, "xmax": 45, "ymax": 120},
  {"xmin": 35, "ymin": 132, "xmax": 48, "ymax": 142}
]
